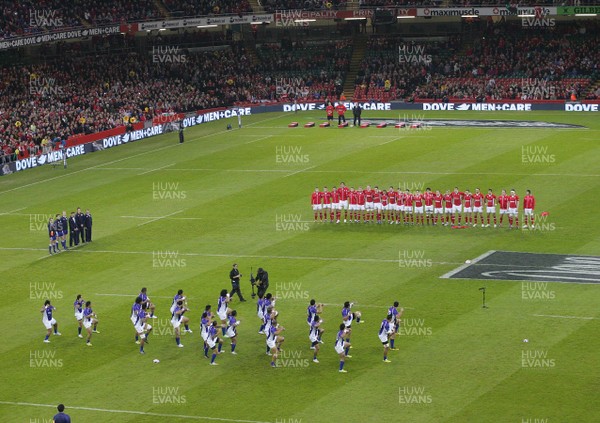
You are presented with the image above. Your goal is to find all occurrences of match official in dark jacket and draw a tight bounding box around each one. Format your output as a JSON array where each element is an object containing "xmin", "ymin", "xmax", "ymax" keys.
[
  {"xmin": 76, "ymin": 207, "xmax": 85, "ymax": 243},
  {"xmin": 352, "ymin": 104, "xmax": 362, "ymax": 126},
  {"xmin": 69, "ymin": 212, "xmax": 79, "ymax": 247},
  {"xmin": 84, "ymin": 209, "xmax": 93, "ymax": 242},
  {"xmin": 229, "ymin": 263, "xmax": 246, "ymax": 301}
]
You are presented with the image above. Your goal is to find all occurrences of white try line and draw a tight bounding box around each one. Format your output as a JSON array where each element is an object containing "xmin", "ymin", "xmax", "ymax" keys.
[
  {"xmin": 0, "ymin": 246, "xmax": 469, "ymax": 266},
  {"xmin": 137, "ymin": 163, "xmax": 175, "ymax": 175},
  {"xmin": 439, "ymin": 250, "xmax": 496, "ymax": 279},
  {"xmin": 79, "ymin": 167, "xmax": 600, "ymax": 178},
  {"xmin": 0, "ymin": 207, "xmax": 27, "ymax": 215},
  {"xmin": 284, "ymin": 165, "xmax": 316, "ymax": 178},
  {"xmin": 120, "ymin": 215, "xmax": 202, "ymax": 221},
  {"xmin": 244, "ymin": 135, "xmax": 272, "ymax": 145},
  {"xmin": 531, "ymin": 314, "xmax": 598, "ymax": 320},
  {"xmin": 0, "ymin": 401, "xmax": 272, "ymax": 423},
  {"xmin": 137, "ymin": 210, "xmax": 184, "ymax": 227}
]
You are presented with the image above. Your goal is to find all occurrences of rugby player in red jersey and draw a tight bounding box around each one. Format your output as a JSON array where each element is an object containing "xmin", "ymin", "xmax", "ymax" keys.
[
  {"xmin": 485, "ymin": 188, "xmax": 497, "ymax": 227},
  {"xmin": 463, "ymin": 190, "xmax": 473, "ymax": 225},
  {"xmin": 331, "ymin": 185, "xmax": 341, "ymax": 223},
  {"xmin": 423, "ymin": 188, "xmax": 434, "ymax": 225},
  {"xmin": 497, "ymin": 189, "xmax": 509, "ymax": 227},
  {"xmin": 338, "ymin": 182, "xmax": 350, "ymax": 223},
  {"xmin": 413, "ymin": 190, "xmax": 424, "ymax": 225},
  {"xmin": 450, "ymin": 187, "xmax": 464, "ymax": 225},
  {"xmin": 403, "ymin": 189, "xmax": 414, "ymax": 224},
  {"xmin": 523, "ymin": 189, "xmax": 536, "ymax": 229},
  {"xmin": 356, "ymin": 186, "xmax": 366, "ymax": 223},
  {"xmin": 364, "ymin": 185, "xmax": 374, "ymax": 223},
  {"xmin": 442, "ymin": 190, "xmax": 453, "ymax": 226},
  {"xmin": 433, "ymin": 190, "xmax": 444, "ymax": 225},
  {"xmin": 311, "ymin": 187, "xmax": 322, "ymax": 222},
  {"xmin": 507, "ymin": 189, "xmax": 519, "ymax": 229},
  {"xmin": 387, "ymin": 186, "xmax": 398, "ymax": 224},
  {"xmin": 472, "ymin": 188, "xmax": 484, "ymax": 227},
  {"xmin": 373, "ymin": 187, "xmax": 382, "ymax": 224}
]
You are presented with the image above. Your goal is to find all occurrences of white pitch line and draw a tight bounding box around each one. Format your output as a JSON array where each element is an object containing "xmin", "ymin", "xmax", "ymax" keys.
[
  {"xmin": 0, "ymin": 207, "xmax": 26, "ymax": 215},
  {"xmin": 120, "ymin": 215, "xmax": 202, "ymax": 221},
  {"xmin": 244, "ymin": 135, "xmax": 272, "ymax": 145},
  {"xmin": 284, "ymin": 165, "xmax": 316, "ymax": 178},
  {"xmin": 439, "ymin": 250, "xmax": 496, "ymax": 279},
  {"xmin": 531, "ymin": 314, "xmax": 598, "ymax": 320},
  {"xmin": 137, "ymin": 209, "xmax": 184, "ymax": 227},
  {"xmin": 0, "ymin": 401, "xmax": 272, "ymax": 423},
  {"xmin": 0, "ymin": 246, "xmax": 465, "ymax": 266},
  {"xmin": 137, "ymin": 163, "xmax": 175, "ymax": 176},
  {"xmin": 81, "ymin": 167, "xmax": 600, "ymax": 178}
]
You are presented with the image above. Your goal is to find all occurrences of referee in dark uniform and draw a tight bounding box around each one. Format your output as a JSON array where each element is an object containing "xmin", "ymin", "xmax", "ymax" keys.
[
  {"xmin": 352, "ymin": 104, "xmax": 362, "ymax": 126},
  {"xmin": 229, "ymin": 264, "xmax": 246, "ymax": 302},
  {"xmin": 255, "ymin": 268, "xmax": 269, "ymax": 298}
]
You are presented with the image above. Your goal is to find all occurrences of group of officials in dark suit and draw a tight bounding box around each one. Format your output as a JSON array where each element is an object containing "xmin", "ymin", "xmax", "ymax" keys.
[{"xmin": 68, "ymin": 207, "xmax": 93, "ymax": 246}]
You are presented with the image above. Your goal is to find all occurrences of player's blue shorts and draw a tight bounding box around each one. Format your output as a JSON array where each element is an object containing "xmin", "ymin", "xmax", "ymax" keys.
[
  {"xmin": 57, "ymin": 231, "xmax": 65, "ymax": 237},
  {"xmin": 50, "ymin": 234, "xmax": 57, "ymax": 241}
]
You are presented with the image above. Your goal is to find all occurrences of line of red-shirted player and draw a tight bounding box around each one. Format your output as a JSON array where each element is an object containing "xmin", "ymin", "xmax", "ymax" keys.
[{"xmin": 310, "ymin": 183, "xmax": 537, "ymax": 229}]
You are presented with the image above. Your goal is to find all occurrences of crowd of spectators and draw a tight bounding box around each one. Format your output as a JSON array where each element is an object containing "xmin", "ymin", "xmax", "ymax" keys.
[
  {"xmin": 163, "ymin": 0, "xmax": 251, "ymax": 18},
  {"xmin": 0, "ymin": 41, "xmax": 257, "ymax": 162},
  {"xmin": 254, "ymin": 39, "xmax": 353, "ymax": 101},
  {"xmin": 352, "ymin": 23, "xmax": 599, "ymax": 102}
]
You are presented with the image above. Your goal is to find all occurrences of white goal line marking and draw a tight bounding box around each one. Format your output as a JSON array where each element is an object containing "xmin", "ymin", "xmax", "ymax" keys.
[
  {"xmin": 531, "ymin": 314, "xmax": 597, "ymax": 320},
  {"xmin": 0, "ymin": 401, "xmax": 272, "ymax": 423},
  {"xmin": 136, "ymin": 210, "xmax": 184, "ymax": 227}
]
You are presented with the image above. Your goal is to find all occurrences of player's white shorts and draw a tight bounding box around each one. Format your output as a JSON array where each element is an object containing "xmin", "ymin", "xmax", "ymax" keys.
[
  {"xmin": 335, "ymin": 343, "xmax": 345, "ymax": 354},
  {"xmin": 43, "ymin": 318, "xmax": 56, "ymax": 329},
  {"xmin": 201, "ymin": 328, "xmax": 209, "ymax": 341},
  {"xmin": 382, "ymin": 204, "xmax": 389, "ymax": 211},
  {"xmin": 425, "ymin": 205, "xmax": 434, "ymax": 213},
  {"xmin": 267, "ymin": 338, "xmax": 277, "ymax": 349},
  {"xmin": 378, "ymin": 333, "xmax": 389, "ymax": 343},
  {"xmin": 374, "ymin": 202, "xmax": 382, "ymax": 210},
  {"xmin": 332, "ymin": 202, "xmax": 341, "ymax": 210},
  {"xmin": 309, "ymin": 332, "xmax": 319, "ymax": 343},
  {"xmin": 264, "ymin": 321, "xmax": 272, "ymax": 335},
  {"xmin": 499, "ymin": 208, "xmax": 508, "ymax": 215},
  {"xmin": 508, "ymin": 207, "xmax": 518, "ymax": 216},
  {"xmin": 257, "ymin": 309, "xmax": 264, "ymax": 320},
  {"xmin": 217, "ymin": 310, "xmax": 228, "ymax": 321},
  {"xmin": 524, "ymin": 208, "xmax": 533, "ymax": 216},
  {"xmin": 414, "ymin": 206, "xmax": 424, "ymax": 214},
  {"xmin": 358, "ymin": 205, "xmax": 365, "ymax": 211},
  {"xmin": 463, "ymin": 207, "xmax": 473, "ymax": 213},
  {"xmin": 225, "ymin": 326, "xmax": 236, "ymax": 338},
  {"xmin": 365, "ymin": 202, "xmax": 374, "ymax": 210},
  {"xmin": 323, "ymin": 203, "xmax": 331, "ymax": 209},
  {"xmin": 434, "ymin": 207, "xmax": 443, "ymax": 214},
  {"xmin": 340, "ymin": 200, "xmax": 349, "ymax": 210},
  {"xmin": 207, "ymin": 337, "xmax": 217, "ymax": 349},
  {"xmin": 171, "ymin": 318, "xmax": 182, "ymax": 329},
  {"xmin": 75, "ymin": 311, "xmax": 83, "ymax": 321},
  {"xmin": 349, "ymin": 204, "xmax": 357, "ymax": 211},
  {"xmin": 83, "ymin": 319, "xmax": 93, "ymax": 329},
  {"xmin": 404, "ymin": 206, "xmax": 413, "ymax": 214},
  {"xmin": 473, "ymin": 206, "xmax": 483, "ymax": 213},
  {"xmin": 311, "ymin": 204, "xmax": 322, "ymax": 211},
  {"xmin": 343, "ymin": 319, "xmax": 352, "ymax": 328},
  {"xmin": 486, "ymin": 206, "xmax": 496, "ymax": 214},
  {"xmin": 135, "ymin": 322, "xmax": 151, "ymax": 334},
  {"xmin": 170, "ymin": 304, "xmax": 176, "ymax": 314},
  {"xmin": 452, "ymin": 205, "xmax": 462, "ymax": 213}
]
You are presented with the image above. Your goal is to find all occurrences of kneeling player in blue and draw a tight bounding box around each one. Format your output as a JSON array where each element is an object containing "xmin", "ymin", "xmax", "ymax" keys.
[
  {"xmin": 207, "ymin": 321, "xmax": 224, "ymax": 365},
  {"xmin": 379, "ymin": 315, "xmax": 393, "ymax": 363},
  {"xmin": 41, "ymin": 300, "xmax": 61, "ymax": 342}
]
